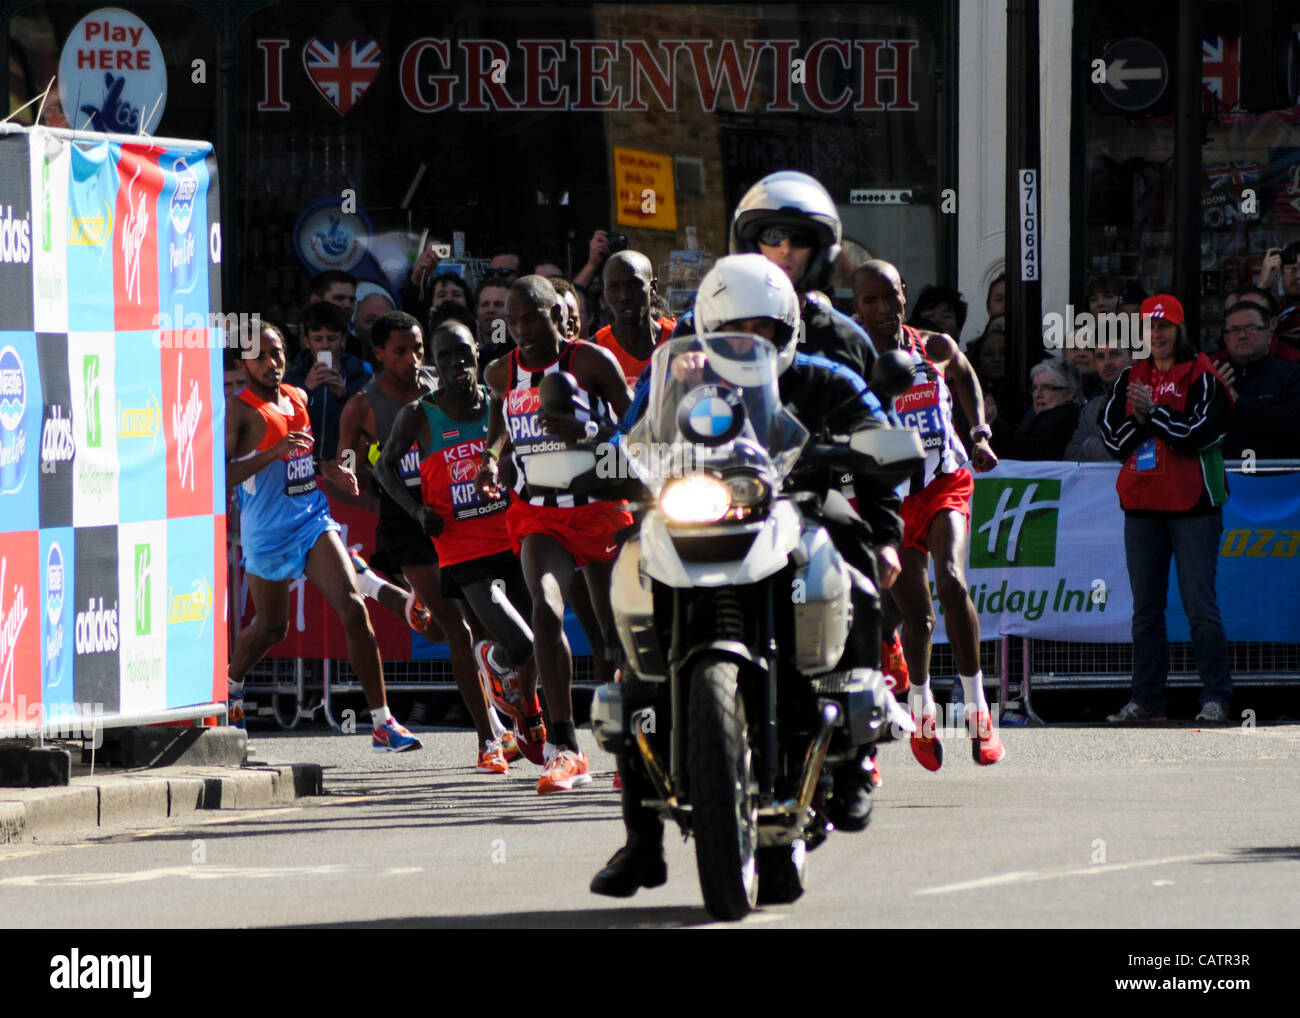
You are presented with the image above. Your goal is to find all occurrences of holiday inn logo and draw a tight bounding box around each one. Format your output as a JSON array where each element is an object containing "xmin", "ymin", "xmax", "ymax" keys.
[
  {"xmin": 133, "ymin": 543, "xmax": 152, "ymax": 637},
  {"xmin": 970, "ymin": 478, "xmax": 1061, "ymax": 568}
]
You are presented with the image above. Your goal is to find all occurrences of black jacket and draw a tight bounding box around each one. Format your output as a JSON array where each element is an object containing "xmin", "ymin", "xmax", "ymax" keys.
[{"xmin": 1213, "ymin": 354, "xmax": 1300, "ymax": 460}]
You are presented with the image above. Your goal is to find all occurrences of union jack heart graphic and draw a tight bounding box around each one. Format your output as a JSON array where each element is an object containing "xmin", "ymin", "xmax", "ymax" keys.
[{"xmin": 302, "ymin": 37, "xmax": 381, "ymax": 116}]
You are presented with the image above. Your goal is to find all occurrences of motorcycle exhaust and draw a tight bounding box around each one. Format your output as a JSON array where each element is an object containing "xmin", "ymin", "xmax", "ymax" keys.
[
  {"xmin": 634, "ymin": 713, "xmax": 678, "ymax": 809},
  {"xmin": 795, "ymin": 701, "xmax": 841, "ymax": 813}
]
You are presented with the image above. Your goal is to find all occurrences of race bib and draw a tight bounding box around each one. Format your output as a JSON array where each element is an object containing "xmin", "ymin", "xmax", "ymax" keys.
[
  {"xmin": 285, "ymin": 450, "xmax": 317, "ymax": 496},
  {"xmin": 895, "ymin": 381, "xmax": 944, "ymax": 449}
]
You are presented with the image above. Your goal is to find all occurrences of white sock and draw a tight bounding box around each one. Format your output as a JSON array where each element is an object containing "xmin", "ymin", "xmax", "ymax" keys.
[
  {"xmin": 354, "ymin": 568, "xmax": 386, "ymax": 600},
  {"xmin": 962, "ymin": 672, "xmax": 988, "ymax": 714},
  {"xmin": 227, "ymin": 678, "xmax": 244, "ymax": 695},
  {"xmin": 486, "ymin": 705, "xmax": 507, "ymax": 739},
  {"xmin": 372, "ymin": 705, "xmax": 392, "ymax": 727},
  {"xmin": 908, "ymin": 677, "xmax": 935, "ymax": 718}
]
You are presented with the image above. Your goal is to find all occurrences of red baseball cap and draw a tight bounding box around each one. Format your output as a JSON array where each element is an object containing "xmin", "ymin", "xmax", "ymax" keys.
[{"xmin": 1141, "ymin": 294, "xmax": 1184, "ymax": 325}]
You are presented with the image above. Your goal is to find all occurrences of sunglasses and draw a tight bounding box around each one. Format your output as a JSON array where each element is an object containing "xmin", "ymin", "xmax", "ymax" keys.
[
  {"xmin": 758, "ymin": 226, "xmax": 816, "ymax": 249},
  {"xmin": 481, "ymin": 267, "xmax": 517, "ymax": 279}
]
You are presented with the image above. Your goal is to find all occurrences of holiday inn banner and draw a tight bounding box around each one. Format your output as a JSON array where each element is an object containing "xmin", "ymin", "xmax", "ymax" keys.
[
  {"xmin": 933, "ymin": 461, "xmax": 1300, "ymax": 644},
  {"xmin": 0, "ymin": 125, "xmax": 226, "ymax": 739}
]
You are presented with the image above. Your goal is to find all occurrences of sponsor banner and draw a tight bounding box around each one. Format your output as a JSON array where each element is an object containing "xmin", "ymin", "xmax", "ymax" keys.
[
  {"xmin": 0, "ymin": 133, "xmax": 35, "ymax": 332},
  {"xmin": 40, "ymin": 528, "xmax": 75, "ymax": 706},
  {"xmin": 0, "ymin": 530, "xmax": 41, "ymax": 709},
  {"xmin": 165, "ymin": 515, "xmax": 214, "ymax": 707},
  {"xmin": 156, "ymin": 147, "xmax": 209, "ymax": 322},
  {"xmin": 211, "ymin": 513, "xmax": 228, "ymax": 703},
  {"xmin": 162, "ymin": 345, "xmax": 213, "ymax": 518},
  {"xmin": 0, "ymin": 332, "xmax": 42, "ymax": 531},
  {"xmin": 112, "ymin": 144, "xmax": 163, "ymax": 333},
  {"xmin": 933, "ymin": 461, "xmax": 1300, "ymax": 644},
  {"xmin": 36, "ymin": 333, "xmax": 75, "ymax": 527},
  {"xmin": 115, "ymin": 335, "xmax": 165, "ymax": 522},
  {"xmin": 209, "ymin": 343, "xmax": 225, "ymax": 518},
  {"xmin": 30, "ymin": 130, "xmax": 70, "ymax": 334},
  {"xmin": 67, "ymin": 333, "xmax": 120, "ymax": 527},
  {"xmin": 72, "ymin": 525, "xmax": 120, "ymax": 711},
  {"xmin": 204, "ymin": 149, "xmax": 222, "ymax": 321},
  {"xmin": 67, "ymin": 141, "xmax": 119, "ymax": 333},
  {"xmin": 117, "ymin": 521, "xmax": 166, "ymax": 714}
]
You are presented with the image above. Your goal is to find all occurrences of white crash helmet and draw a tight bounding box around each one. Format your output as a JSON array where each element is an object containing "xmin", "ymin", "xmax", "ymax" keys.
[
  {"xmin": 730, "ymin": 170, "xmax": 842, "ymax": 293},
  {"xmin": 694, "ymin": 253, "xmax": 803, "ymax": 374}
]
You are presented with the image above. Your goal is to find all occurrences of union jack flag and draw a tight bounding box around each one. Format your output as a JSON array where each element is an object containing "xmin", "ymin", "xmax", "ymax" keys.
[
  {"xmin": 1206, "ymin": 161, "xmax": 1258, "ymax": 189},
  {"xmin": 303, "ymin": 37, "xmax": 381, "ymax": 116},
  {"xmin": 1202, "ymin": 34, "xmax": 1239, "ymax": 111}
]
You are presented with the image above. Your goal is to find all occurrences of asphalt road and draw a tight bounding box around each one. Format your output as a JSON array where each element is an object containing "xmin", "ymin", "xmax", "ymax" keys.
[{"xmin": 1, "ymin": 721, "xmax": 1297, "ymax": 930}]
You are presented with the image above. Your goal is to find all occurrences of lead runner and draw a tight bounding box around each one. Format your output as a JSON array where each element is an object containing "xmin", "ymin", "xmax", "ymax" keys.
[{"xmin": 852, "ymin": 260, "xmax": 1005, "ymax": 767}]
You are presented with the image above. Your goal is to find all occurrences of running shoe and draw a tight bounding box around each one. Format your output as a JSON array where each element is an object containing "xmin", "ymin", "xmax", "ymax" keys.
[
  {"xmin": 968, "ymin": 709, "xmax": 1005, "ymax": 765},
  {"xmin": 372, "ymin": 717, "xmax": 424, "ymax": 753},
  {"xmin": 499, "ymin": 727, "xmax": 522, "ymax": 762},
  {"xmin": 515, "ymin": 711, "xmax": 548, "ymax": 766},
  {"xmin": 475, "ymin": 640, "xmax": 524, "ymax": 720},
  {"xmin": 537, "ymin": 748, "xmax": 592, "ymax": 794},
  {"xmin": 1194, "ymin": 701, "xmax": 1231, "ymax": 725},
  {"xmin": 882, "ymin": 632, "xmax": 909, "ymax": 695},
  {"xmin": 864, "ymin": 752, "xmax": 882, "ymax": 789},
  {"xmin": 404, "ymin": 589, "xmax": 432, "ymax": 632},
  {"xmin": 227, "ymin": 693, "xmax": 246, "ymax": 730},
  {"xmin": 476, "ymin": 740, "xmax": 509, "ymax": 774},
  {"xmin": 910, "ymin": 710, "xmax": 943, "ymax": 772}
]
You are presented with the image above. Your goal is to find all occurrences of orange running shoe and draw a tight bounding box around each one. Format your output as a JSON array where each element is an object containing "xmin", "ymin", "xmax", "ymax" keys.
[
  {"xmin": 499, "ymin": 727, "xmax": 522, "ymax": 762},
  {"xmin": 537, "ymin": 749, "xmax": 592, "ymax": 794},
  {"xmin": 910, "ymin": 710, "xmax": 943, "ymax": 772},
  {"xmin": 968, "ymin": 710, "xmax": 1005, "ymax": 766},
  {"xmin": 882, "ymin": 631, "xmax": 909, "ymax": 695},
  {"xmin": 476, "ymin": 739, "xmax": 509, "ymax": 774}
]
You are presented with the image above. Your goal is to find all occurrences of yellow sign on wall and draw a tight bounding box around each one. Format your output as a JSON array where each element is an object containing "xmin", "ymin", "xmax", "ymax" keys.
[{"xmin": 614, "ymin": 147, "xmax": 677, "ymax": 232}]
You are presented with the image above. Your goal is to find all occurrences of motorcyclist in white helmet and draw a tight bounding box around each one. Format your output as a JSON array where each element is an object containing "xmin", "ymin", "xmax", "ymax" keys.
[{"xmin": 592, "ymin": 254, "xmax": 906, "ymax": 899}]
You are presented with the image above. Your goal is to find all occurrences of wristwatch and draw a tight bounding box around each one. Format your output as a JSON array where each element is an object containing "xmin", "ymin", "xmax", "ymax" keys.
[
  {"xmin": 583, "ymin": 419, "xmax": 600, "ymax": 442},
  {"xmin": 970, "ymin": 424, "xmax": 993, "ymax": 443}
]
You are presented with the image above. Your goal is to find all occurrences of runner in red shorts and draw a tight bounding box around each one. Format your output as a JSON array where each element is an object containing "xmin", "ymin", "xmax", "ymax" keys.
[
  {"xmin": 854, "ymin": 259, "xmax": 1005, "ymax": 769},
  {"xmin": 478, "ymin": 276, "xmax": 633, "ymax": 793}
]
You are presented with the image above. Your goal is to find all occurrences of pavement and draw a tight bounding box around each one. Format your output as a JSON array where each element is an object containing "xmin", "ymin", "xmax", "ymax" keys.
[{"xmin": 0, "ymin": 733, "xmax": 322, "ymax": 846}]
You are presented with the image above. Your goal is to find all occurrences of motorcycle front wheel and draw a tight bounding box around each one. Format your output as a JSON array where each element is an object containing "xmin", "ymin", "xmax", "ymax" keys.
[{"xmin": 688, "ymin": 655, "xmax": 759, "ymax": 921}]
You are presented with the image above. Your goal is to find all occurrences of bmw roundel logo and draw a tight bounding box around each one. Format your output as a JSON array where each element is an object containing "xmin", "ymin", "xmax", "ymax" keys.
[{"xmin": 678, "ymin": 385, "xmax": 745, "ymax": 445}]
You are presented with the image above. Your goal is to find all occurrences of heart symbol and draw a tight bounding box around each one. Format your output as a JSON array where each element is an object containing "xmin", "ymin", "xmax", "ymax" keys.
[{"xmin": 302, "ymin": 37, "xmax": 381, "ymax": 117}]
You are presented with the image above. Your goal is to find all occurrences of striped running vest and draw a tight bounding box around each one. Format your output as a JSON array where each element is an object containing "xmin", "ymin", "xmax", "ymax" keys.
[
  {"xmin": 893, "ymin": 325, "xmax": 966, "ymax": 496},
  {"xmin": 504, "ymin": 341, "xmax": 612, "ymax": 508}
]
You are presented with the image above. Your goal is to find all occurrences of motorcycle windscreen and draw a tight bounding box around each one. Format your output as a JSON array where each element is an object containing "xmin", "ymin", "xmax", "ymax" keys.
[{"xmin": 626, "ymin": 334, "xmax": 808, "ymax": 493}]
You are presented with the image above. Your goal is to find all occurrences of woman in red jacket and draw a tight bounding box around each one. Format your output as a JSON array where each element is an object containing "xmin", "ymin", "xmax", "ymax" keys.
[{"xmin": 1099, "ymin": 294, "xmax": 1235, "ymax": 724}]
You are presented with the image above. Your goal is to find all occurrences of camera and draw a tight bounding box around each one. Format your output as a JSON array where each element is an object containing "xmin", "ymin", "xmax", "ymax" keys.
[{"xmin": 607, "ymin": 233, "xmax": 629, "ymax": 254}]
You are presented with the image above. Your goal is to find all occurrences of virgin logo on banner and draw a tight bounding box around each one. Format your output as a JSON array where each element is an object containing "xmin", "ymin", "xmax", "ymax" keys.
[
  {"xmin": 0, "ymin": 534, "xmax": 40, "ymax": 709},
  {"xmin": 162, "ymin": 348, "xmax": 211, "ymax": 518},
  {"xmin": 932, "ymin": 461, "xmax": 1300, "ymax": 645},
  {"xmin": 113, "ymin": 144, "xmax": 162, "ymax": 332}
]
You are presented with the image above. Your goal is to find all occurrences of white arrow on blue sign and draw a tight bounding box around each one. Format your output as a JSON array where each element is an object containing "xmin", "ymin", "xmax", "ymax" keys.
[{"xmin": 1098, "ymin": 38, "xmax": 1169, "ymax": 112}]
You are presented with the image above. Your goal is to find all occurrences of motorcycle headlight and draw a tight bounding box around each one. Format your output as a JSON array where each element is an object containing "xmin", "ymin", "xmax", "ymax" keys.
[
  {"xmin": 723, "ymin": 473, "xmax": 768, "ymax": 508},
  {"xmin": 660, "ymin": 474, "xmax": 730, "ymax": 523}
]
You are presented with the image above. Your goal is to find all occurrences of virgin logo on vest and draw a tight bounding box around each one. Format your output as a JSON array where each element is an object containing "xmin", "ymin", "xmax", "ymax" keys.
[
  {"xmin": 449, "ymin": 457, "xmax": 478, "ymax": 483},
  {"xmin": 74, "ymin": 596, "xmax": 119, "ymax": 655},
  {"xmin": 506, "ymin": 388, "xmax": 539, "ymax": 416}
]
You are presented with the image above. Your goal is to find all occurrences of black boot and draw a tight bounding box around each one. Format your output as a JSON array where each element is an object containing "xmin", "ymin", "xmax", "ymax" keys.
[
  {"xmin": 591, "ymin": 758, "xmax": 667, "ymax": 897},
  {"xmin": 828, "ymin": 748, "xmax": 875, "ymax": 833}
]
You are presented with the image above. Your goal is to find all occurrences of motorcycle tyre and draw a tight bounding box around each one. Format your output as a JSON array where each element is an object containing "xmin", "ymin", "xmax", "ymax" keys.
[
  {"xmin": 756, "ymin": 839, "xmax": 807, "ymax": 905},
  {"xmin": 688, "ymin": 655, "xmax": 759, "ymax": 921}
]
